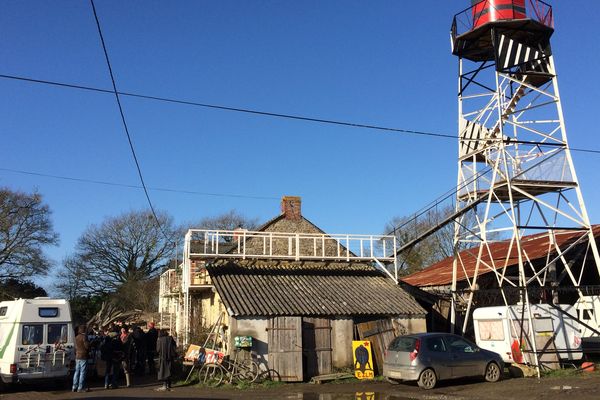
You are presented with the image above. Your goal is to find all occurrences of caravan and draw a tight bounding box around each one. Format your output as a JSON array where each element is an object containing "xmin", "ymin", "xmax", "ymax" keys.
[
  {"xmin": 473, "ymin": 304, "xmax": 582, "ymax": 365},
  {"xmin": 0, "ymin": 298, "xmax": 74, "ymax": 386},
  {"xmin": 574, "ymin": 296, "xmax": 600, "ymax": 338}
]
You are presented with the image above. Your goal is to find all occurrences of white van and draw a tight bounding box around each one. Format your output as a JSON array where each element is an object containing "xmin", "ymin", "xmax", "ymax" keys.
[
  {"xmin": 0, "ymin": 298, "xmax": 74, "ymax": 386},
  {"xmin": 574, "ymin": 295, "xmax": 600, "ymax": 337},
  {"xmin": 473, "ymin": 304, "xmax": 582, "ymax": 365}
]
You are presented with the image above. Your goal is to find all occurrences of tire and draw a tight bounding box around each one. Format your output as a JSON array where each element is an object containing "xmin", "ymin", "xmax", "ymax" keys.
[
  {"xmin": 198, "ymin": 363, "xmax": 224, "ymax": 387},
  {"xmin": 257, "ymin": 368, "xmax": 281, "ymax": 383},
  {"xmin": 233, "ymin": 359, "xmax": 259, "ymax": 383},
  {"xmin": 484, "ymin": 362, "xmax": 501, "ymax": 382},
  {"xmin": 417, "ymin": 368, "xmax": 437, "ymax": 390}
]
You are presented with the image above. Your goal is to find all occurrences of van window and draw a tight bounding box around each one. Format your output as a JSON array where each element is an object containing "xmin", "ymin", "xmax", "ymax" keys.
[
  {"xmin": 583, "ymin": 309, "xmax": 594, "ymax": 320},
  {"xmin": 39, "ymin": 307, "xmax": 59, "ymax": 318},
  {"xmin": 0, "ymin": 307, "xmax": 7, "ymax": 316},
  {"xmin": 22, "ymin": 325, "xmax": 43, "ymax": 345},
  {"xmin": 479, "ymin": 319, "xmax": 505, "ymax": 341},
  {"xmin": 48, "ymin": 324, "xmax": 68, "ymax": 344}
]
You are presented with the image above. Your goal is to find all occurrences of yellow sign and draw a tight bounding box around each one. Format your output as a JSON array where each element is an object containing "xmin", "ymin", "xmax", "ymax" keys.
[{"xmin": 352, "ymin": 340, "xmax": 374, "ymax": 379}]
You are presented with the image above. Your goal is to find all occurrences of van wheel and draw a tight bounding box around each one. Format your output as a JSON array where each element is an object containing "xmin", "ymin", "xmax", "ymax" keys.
[
  {"xmin": 417, "ymin": 368, "xmax": 437, "ymax": 389},
  {"xmin": 485, "ymin": 362, "xmax": 501, "ymax": 382}
]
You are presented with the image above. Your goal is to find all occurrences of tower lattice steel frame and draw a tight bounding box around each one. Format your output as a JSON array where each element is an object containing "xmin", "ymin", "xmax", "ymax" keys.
[{"xmin": 449, "ymin": 0, "xmax": 600, "ymax": 371}]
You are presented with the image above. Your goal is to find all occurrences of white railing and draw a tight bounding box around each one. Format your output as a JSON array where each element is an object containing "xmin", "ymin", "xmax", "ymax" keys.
[
  {"xmin": 182, "ymin": 229, "xmax": 399, "ymax": 284},
  {"xmin": 159, "ymin": 269, "xmax": 180, "ymax": 296}
]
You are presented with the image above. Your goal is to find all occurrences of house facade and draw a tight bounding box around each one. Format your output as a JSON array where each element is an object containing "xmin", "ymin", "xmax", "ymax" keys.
[{"xmin": 159, "ymin": 196, "xmax": 426, "ymax": 381}]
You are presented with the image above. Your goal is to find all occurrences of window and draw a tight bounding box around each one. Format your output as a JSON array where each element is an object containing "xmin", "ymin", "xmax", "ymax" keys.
[
  {"xmin": 48, "ymin": 324, "xmax": 68, "ymax": 344},
  {"xmin": 447, "ymin": 336, "xmax": 477, "ymax": 353},
  {"xmin": 38, "ymin": 307, "xmax": 59, "ymax": 318},
  {"xmin": 426, "ymin": 337, "xmax": 447, "ymax": 352},
  {"xmin": 583, "ymin": 309, "xmax": 594, "ymax": 320},
  {"xmin": 478, "ymin": 320, "xmax": 505, "ymax": 341},
  {"xmin": 22, "ymin": 325, "xmax": 43, "ymax": 345},
  {"xmin": 388, "ymin": 336, "xmax": 417, "ymax": 352},
  {"xmin": 0, "ymin": 307, "xmax": 7, "ymax": 317},
  {"xmin": 534, "ymin": 317, "xmax": 553, "ymax": 333}
]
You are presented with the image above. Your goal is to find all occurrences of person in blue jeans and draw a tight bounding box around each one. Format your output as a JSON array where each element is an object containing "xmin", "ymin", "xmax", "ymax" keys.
[{"xmin": 72, "ymin": 325, "xmax": 90, "ymax": 392}]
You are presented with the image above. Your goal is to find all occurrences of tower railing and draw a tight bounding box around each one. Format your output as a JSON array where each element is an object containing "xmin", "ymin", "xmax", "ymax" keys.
[{"xmin": 452, "ymin": 0, "xmax": 553, "ymax": 40}]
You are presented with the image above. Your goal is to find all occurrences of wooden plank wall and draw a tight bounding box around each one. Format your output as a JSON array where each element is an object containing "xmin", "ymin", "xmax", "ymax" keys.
[
  {"xmin": 302, "ymin": 317, "xmax": 332, "ymax": 377},
  {"xmin": 356, "ymin": 319, "xmax": 395, "ymax": 374},
  {"xmin": 268, "ymin": 316, "xmax": 303, "ymax": 381}
]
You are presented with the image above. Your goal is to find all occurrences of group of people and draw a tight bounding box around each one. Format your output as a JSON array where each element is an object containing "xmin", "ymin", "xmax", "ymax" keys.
[{"xmin": 71, "ymin": 322, "xmax": 178, "ymax": 392}]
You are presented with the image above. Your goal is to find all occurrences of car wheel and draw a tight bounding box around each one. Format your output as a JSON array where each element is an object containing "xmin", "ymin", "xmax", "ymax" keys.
[
  {"xmin": 417, "ymin": 368, "xmax": 437, "ymax": 389},
  {"xmin": 484, "ymin": 362, "xmax": 501, "ymax": 382}
]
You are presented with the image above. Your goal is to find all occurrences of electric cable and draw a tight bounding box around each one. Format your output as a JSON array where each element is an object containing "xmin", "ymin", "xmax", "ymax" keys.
[
  {"xmin": 0, "ymin": 167, "xmax": 279, "ymax": 200},
  {"xmin": 1, "ymin": 72, "xmax": 598, "ymax": 155},
  {"xmin": 90, "ymin": 0, "xmax": 171, "ymax": 241}
]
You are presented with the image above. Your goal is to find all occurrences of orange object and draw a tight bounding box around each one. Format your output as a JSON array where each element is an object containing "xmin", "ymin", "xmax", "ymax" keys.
[
  {"xmin": 581, "ymin": 362, "xmax": 595, "ymax": 372},
  {"xmin": 511, "ymin": 339, "xmax": 524, "ymax": 364}
]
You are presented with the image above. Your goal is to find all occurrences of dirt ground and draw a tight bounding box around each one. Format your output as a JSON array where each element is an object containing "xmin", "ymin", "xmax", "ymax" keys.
[{"xmin": 1, "ymin": 371, "xmax": 599, "ymax": 400}]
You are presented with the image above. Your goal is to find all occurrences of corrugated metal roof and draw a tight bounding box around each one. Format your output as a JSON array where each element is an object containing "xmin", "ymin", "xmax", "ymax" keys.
[
  {"xmin": 402, "ymin": 225, "xmax": 600, "ymax": 287},
  {"xmin": 207, "ymin": 262, "xmax": 426, "ymax": 317}
]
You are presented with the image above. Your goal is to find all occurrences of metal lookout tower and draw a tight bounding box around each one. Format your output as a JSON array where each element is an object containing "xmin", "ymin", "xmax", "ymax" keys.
[{"xmin": 449, "ymin": 0, "xmax": 600, "ymax": 368}]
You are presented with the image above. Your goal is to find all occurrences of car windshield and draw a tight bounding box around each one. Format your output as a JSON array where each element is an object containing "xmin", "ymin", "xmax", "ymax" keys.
[{"xmin": 388, "ymin": 336, "xmax": 417, "ymax": 352}]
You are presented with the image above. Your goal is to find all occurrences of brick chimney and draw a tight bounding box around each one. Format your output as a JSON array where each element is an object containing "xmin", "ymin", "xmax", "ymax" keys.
[{"xmin": 281, "ymin": 196, "xmax": 301, "ymax": 220}]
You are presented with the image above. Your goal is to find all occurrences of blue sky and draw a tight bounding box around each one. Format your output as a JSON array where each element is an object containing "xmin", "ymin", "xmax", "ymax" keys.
[{"xmin": 1, "ymin": 1, "xmax": 599, "ymax": 290}]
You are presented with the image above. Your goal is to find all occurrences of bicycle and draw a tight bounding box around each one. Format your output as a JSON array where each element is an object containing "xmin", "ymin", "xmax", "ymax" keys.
[{"xmin": 198, "ymin": 348, "xmax": 259, "ymax": 387}]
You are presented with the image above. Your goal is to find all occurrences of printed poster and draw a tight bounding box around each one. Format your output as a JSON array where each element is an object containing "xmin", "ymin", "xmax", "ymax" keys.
[{"xmin": 352, "ymin": 340, "xmax": 374, "ymax": 379}]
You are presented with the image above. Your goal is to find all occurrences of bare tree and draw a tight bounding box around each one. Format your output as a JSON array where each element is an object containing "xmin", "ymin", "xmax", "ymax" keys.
[
  {"xmin": 57, "ymin": 210, "xmax": 179, "ymax": 297},
  {"xmin": 385, "ymin": 205, "xmax": 465, "ymax": 275},
  {"xmin": 192, "ymin": 210, "xmax": 259, "ymax": 231},
  {"xmin": 0, "ymin": 187, "xmax": 58, "ymax": 279}
]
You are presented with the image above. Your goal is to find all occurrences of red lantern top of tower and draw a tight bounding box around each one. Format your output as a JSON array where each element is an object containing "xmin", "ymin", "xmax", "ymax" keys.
[{"xmin": 452, "ymin": 0, "xmax": 554, "ymax": 62}]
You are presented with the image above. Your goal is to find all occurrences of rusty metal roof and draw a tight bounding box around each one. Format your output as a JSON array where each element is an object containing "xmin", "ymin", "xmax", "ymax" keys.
[
  {"xmin": 207, "ymin": 261, "xmax": 426, "ymax": 317},
  {"xmin": 402, "ymin": 226, "xmax": 600, "ymax": 287}
]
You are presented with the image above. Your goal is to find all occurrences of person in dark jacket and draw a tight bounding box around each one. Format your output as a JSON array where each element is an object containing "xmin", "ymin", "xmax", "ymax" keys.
[
  {"xmin": 72, "ymin": 325, "xmax": 90, "ymax": 392},
  {"xmin": 131, "ymin": 326, "xmax": 146, "ymax": 375},
  {"xmin": 155, "ymin": 329, "xmax": 177, "ymax": 391},
  {"xmin": 120, "ymin": 326, "xmax": 135, "ymax": 387},
  {"xmin": 146, "ymin": 322, "xmax": 158, "ymax": 374},
  {"xmin": 100, "ymin": 330, "xmax": 122, "ymax": 389}
]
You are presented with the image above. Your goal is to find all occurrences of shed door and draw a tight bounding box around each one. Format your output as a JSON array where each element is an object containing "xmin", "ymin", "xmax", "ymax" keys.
[
  {"xmin": 268, "ymin": 317, "xmax": 303, "ymax": 382},
  {"xmin": 302, "ymin": 317, "xmax": 332, "ymax": 378}
]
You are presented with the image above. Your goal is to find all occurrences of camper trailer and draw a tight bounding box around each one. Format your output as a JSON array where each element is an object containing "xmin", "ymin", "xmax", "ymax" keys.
[
  {"xmin": 0, "ymin": 298, "xmax": 74, "ymax": 386},
  {"xmin": 473, "ymin": 304, "xmax": 582, "ymax": 365},
  {"xmin": 574, "ymin": 296, "xmax": 600, "ymax": 338}
]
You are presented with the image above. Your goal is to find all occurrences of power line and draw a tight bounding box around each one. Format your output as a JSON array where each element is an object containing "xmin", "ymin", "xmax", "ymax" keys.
[
  {"xmin": 0, "ymin": 167, "xmax": 279, "ymax": 200},
  {"xmin": 0, "ymin": 74, "xmax": 454, "ymax": 139},
  {"xmin": 2, "ymin": 72, "xmax": 599, "ymax": 155},
  {"xmin": 90, "ymin": 0, "xmax": 171, "ymax": 241}
]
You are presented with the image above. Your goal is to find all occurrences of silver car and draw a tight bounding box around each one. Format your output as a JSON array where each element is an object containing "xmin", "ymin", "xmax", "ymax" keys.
[{"xmin": 383, "ymin": 333, "xmax": 503, "ymax": 389}]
